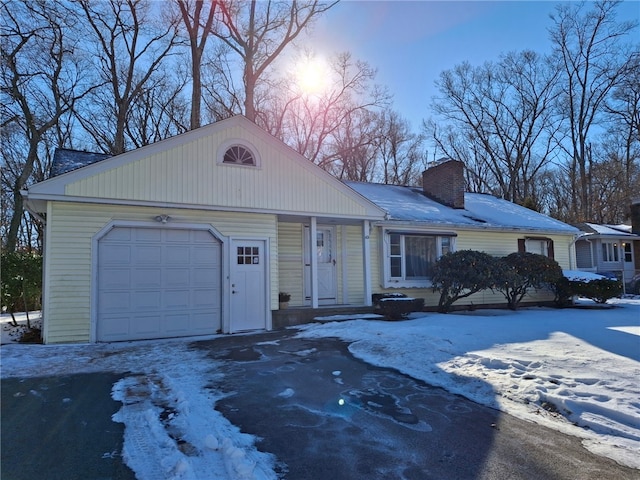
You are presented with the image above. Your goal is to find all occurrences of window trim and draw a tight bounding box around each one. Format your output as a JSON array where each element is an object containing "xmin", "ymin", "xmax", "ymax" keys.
[
  {"xmin": 518, "ymin": 237, "xmax": 555, "ymax": 259},
  {"xmin": 217, "ymin": 139, "xmax": 261, "ymax": 168},
  {"xmin": 601, "ymin": 241, "xmax": 620, "ymax": 263},
  {"xmin": 381, "ymin": 228, "xmax": 456, "ymax": 288}
]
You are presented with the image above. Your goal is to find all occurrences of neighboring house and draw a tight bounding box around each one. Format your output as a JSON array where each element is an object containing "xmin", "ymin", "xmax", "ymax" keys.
[
  {"xmin": 574, "ymin": 222, "xmax": 639, "ymax": 285},
  {"xmin": 23, "ymin": 116, "xmax": 579, "ymax": 344}
]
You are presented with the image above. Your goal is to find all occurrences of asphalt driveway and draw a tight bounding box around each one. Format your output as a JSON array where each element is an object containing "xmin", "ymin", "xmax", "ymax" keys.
[{"xmin": 2, "ymin": 329, "xmax": 638, "ymax": 480}]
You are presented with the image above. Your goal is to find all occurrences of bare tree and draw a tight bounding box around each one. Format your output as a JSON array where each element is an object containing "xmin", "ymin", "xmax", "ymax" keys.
[
  {"xmin": 214, "ymin": 0, "xmax": 337, "ymax": 122},
  {"xmin": 429, "ymin": 50, "xmax": 560, "ymax": 205},
  {"xmin": 76, "ymin": 0, "xmax": 181, "ymax": 154},
  {"xmin": 175, "ymin": 0, "xmax": 220, "ymax": 129},
  {"xmin": 549, "ymin": 0, "xmax": 638, "ymax": 221},
  {"xmin": 375, "ymin": 110, "xmax": 426, "ymax": 185},
  {"xmin": 1, "ymin": 0, "xmax": 95, "ymax": 251},
  {"xmin": 264, "ymin": 51, "xmax": 390, "ymax": 170}
]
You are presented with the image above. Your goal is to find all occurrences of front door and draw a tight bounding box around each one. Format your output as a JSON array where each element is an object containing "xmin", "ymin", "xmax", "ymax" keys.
[
  {"xmin": 230, "ymin": 240, "xmax": 267, "ymax": 332},
  {"xmin": 304, "ymin": 226, "xmax": 337, "ymax": 305}
]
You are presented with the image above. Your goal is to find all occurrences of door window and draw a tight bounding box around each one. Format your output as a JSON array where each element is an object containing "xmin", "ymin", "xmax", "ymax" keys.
[{"xmin": 237, "ymin": 246, "xmax": 259, "ymax": 265}]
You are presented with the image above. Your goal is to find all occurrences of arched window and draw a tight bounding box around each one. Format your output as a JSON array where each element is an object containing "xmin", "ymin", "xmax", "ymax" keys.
[{"xmin": 223, "ymin": 145, "xmax": 255, "ymax": 166}]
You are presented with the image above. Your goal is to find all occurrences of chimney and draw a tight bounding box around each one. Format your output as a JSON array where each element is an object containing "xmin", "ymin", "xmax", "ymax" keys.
[
  {"xmin": 422, "ymin": 159, "xmax": 465, "ymax": 209},
  {"xmin": 631, "ymin": 197, "xmax": 640, "ymax": 235}
]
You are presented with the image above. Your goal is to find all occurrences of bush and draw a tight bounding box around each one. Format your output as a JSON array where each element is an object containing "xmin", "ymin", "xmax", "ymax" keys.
[
  {"xmin": 1, "ymin": 251, "xmax": 43, "ymax": 327},
  {"xmin": 566, "ymin": 278, "xmax": 622, "ymax": 304},
  {"xmin": 431, "ymin": 250, "xmax": 500, "ymax": 313},
  {"xmin": 495, "ymin": 252, "xmax": 563, "ymax": 310}
]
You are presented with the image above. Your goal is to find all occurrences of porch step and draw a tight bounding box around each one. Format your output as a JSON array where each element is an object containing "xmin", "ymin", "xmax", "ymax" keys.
[{"xmin": 272, "ymin": 306, "xmax": 377, "ymax": 329}]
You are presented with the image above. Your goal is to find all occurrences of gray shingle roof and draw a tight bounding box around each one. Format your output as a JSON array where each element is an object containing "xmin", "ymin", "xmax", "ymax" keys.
[{"xmin": 50, "ymin": 148, "xmax": 111, "ymax": 177}]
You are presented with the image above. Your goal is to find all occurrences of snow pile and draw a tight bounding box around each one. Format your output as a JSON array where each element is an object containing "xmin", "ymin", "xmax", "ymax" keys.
[
  {"xmin": 563, "ymin": 270, "xmax": 608, "ymax": 282},
  {"xmin": 0, "ymin": 334, "xmax": 277, "ymax": 480},
  {"xmin": 296, "ymin": 299, "xmax": 640, "ymax": 469}
]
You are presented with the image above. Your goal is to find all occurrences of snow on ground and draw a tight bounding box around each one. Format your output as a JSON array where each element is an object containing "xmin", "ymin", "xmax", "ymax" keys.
[
  {"xmin": 296, "ymin": 298, "xmax": 640, "ymax": 469},
  {"xmin": 2, "ymin": 299, "xmax": 639, "ymax": 476}
]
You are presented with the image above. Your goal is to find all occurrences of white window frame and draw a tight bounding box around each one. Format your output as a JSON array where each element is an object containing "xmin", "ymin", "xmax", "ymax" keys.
[
  {"xmin": 601, "ymin": 241, "xmax": 620, "ymax": 263},
  {"xmin": 525, "ymin": 238, "xmax": 549, "ymax": 257},
  {"xmin": 381, "ymin": 229, "xmax": 456, "ymax": 288},
  {"xmin": 216, "ymin": 138, "xmax": 262, "ymax": 168}
]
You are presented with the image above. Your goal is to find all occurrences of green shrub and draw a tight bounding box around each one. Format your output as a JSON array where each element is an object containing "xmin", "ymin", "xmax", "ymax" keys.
[
  {"xmin": 1, "ymin": 251, "xmax": 43, "ymax": 327},
  {"xmin": 495, "ymin": 253, "xmax": 563, "ymax": 310},
  {"xmin": 568, "ymin": 278, "xmax": 622, "ymax": 304},
  {"xmin": 431, "ymin": 250, "xmax": 500, "ymax": 313}
]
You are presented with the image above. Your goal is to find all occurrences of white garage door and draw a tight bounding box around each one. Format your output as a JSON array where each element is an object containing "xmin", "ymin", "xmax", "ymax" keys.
[{"xmin": 97, "ymin": 227, "xmax": 221, "ymax": 342}]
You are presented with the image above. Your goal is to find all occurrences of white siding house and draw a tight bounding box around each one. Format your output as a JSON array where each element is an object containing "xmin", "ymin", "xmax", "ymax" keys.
[{"xmin": 24, "ymin": 116, "xmax": 580, "ymax": 344}]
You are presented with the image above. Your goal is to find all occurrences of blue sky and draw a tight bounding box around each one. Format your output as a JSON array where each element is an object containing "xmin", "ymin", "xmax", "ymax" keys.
[{"xmin": 300, "ymin": 0, "xmax": 640, "ymax": 131}]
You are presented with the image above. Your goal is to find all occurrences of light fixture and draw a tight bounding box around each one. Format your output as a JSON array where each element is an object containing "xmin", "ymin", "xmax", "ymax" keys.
[{"xmin": 154, "ymin": 214, "xmax": 171, "ymax": 224}]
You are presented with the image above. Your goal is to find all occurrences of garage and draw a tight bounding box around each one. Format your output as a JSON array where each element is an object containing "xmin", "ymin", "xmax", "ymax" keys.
[{"xmin": 97, "ymin": 226, "xmax": 222, "ymax": 342}]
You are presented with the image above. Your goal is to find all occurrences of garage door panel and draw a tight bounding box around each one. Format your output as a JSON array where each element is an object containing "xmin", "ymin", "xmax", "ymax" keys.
[
  {"xmin": 164, "ymin": 267, "xmax": 190, "ymax": 287},
  {"xmin": 193, "ymin": 245, "xmax": 219, "ymax": 264},
  {"xmin": 164, "ymin": 245, "xmax": 191, "ymax": 264},
  {"xmin": 134, "ymin": 291, "xmax": 162, "ymax": 310},
  {"xmin": 193, "ymin": 267, "xmax": 220, "ymax": 284},
  {"xmin": 136, "ymin": 228, "xmax": 162, "ymax": 242},
  {"xmin": 101, "ymin": 268, "xmax": 131, "ymax": 288},
  {"xmin": 98, "ymin": 227, "xmax": 221, "ymax": 342},
  {"xmin": 131, "ymin": 314, "xmax": 161, "ymax": 335},
  {"xmin": 100, "ymin": 245, "xmax": 131, "ymax": 264},
  {"xmin": 135, "ymin": 245, "xmax": 162, "ymax": 264},
  {"xmin": 99, "ymin": 291, "xmax": 131, "ymax": 311},
  {"xmin": 165, "ymin": 229, "xmax": 191, "ymax": 242}
]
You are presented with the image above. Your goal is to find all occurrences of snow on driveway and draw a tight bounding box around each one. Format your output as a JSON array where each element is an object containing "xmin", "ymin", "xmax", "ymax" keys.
[{"xmin": 1, "ymin": 298, "xmax": 639, "ymax": 478}]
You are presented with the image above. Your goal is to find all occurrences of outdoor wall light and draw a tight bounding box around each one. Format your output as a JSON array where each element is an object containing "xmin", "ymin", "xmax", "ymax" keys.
[{"xmin": 154, "ymin": 214, "xmax": 171, "ymax": 224}]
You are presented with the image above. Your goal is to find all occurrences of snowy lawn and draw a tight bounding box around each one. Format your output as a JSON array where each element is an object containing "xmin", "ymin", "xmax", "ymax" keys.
[
  {"xmin": 297, "ymin": 297, "xmax": 640, "ymax": 470},
  {"xmin": 1, "ymin": 298, "xmax": 639, "ymax": 478}
]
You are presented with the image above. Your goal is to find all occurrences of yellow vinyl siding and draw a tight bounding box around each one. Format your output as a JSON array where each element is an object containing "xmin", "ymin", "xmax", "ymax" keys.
[
  {"xmin": 43, "ymin": 201, "xmax": 277, "ymax": 344},
  {"xmin": 370, "ymin": 226, "xmax": 575, "ymax": 309},
  {"xmin": 345, "ymin": 225, "xmax": 365, "ymax": 304},
  {"xmin": 277, "ymin": 223, "xmax": 304, "ymax": 306},
  {"xmin": 64, "ymin": 126, "xmax": 372, "ymax": 218}
]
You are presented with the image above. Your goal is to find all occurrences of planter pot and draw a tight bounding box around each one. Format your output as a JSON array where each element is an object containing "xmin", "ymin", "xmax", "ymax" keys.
[{"xmin": 279, "ymin": 302, "xmax": 289, "ymax": 310}]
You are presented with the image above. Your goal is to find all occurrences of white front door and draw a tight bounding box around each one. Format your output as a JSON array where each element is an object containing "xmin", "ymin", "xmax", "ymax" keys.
[
  {"xmin": 304, "ymin": 226, "xmax": 337, "ymax": 304},
  {"xmin": 230, "ymin": 240, "xmax": 267, "ymax": 332}
]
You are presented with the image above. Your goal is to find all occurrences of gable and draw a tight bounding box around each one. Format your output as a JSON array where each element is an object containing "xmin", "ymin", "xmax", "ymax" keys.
[{"xmin": 25, "ymin": 116, "xmax": 384, "ymax": 220}]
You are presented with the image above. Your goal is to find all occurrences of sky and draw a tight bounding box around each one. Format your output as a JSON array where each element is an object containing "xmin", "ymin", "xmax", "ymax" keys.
[
  {"xmin": 298, "ymin": 0, "xmax": 640, "ymax": 132},
  {"xmin": 2, "ymin": 296, "xmax": 639, "ymax": 478}
]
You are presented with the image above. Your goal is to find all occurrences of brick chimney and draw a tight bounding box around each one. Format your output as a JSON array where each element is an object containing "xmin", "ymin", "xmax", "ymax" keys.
[
  {"xmin": 422, "ymin": 159, "xmax": 465, "ymax": 209},
  {"xmin": 631, "ymin": 197, "xmax": 640, "ymax": 235}
]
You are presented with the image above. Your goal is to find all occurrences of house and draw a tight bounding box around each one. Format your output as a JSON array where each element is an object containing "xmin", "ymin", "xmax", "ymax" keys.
[
  {"xmin": 23, "ymin": 116, "xmax": 580, "ymax": 344},
  {"xmin": 346, "ymin": 160, "xmax": 580, "ymax": 307},
  {"xmin": 574, "ymin": 199, "xmax": 640, "ymax": 289}
]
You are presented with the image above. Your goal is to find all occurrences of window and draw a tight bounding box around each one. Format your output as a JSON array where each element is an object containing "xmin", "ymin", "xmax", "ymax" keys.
[
  {"xmin": 384, "ymin": 231, "xmax": 455, "ymax": 287},
  {"xmin": 237, "ymin": 246, "xmax": 259, "ymax": 264},
  {"xmin": 518, "ymin": 237, "xmax": 554, "ymax": 259},
  {"xmin": 623, "ymin": 242, "xmax": 632, "ymax": 263},
  {"xmin": 223, "ymin": 145, "xmax": 255, "ymax": 165},
  {"xmin": 602, "ymin": 242, "xmax": 619, "ymax": 262}
]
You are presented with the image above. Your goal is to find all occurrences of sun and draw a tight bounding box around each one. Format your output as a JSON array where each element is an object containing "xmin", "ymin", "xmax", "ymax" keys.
[{"xmin": 294, "ymin": 56, "xmax": 330, "ymax": 96}]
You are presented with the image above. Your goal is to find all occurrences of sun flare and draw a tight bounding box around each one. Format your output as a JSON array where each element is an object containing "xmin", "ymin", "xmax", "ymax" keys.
[{"xmin": 294, "ymin": 56, "xmax": 330, "ymax": 96}]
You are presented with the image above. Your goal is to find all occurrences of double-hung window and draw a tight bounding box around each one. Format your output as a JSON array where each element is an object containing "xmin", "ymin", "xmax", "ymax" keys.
[
  {"xmin": 602, "ymin": 242, "xmax": 619, "ymax": 263},
  {"xmin": 384, "ymin": 231, "xmax": 454, "ymax": 287}
]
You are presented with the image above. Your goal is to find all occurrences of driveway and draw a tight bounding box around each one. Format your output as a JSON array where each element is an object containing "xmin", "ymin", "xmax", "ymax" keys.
[
  {"xmin": 1, "ymin": 328, "xmax": 637, "ymax": 480},
  {"xmin": 195, "ymin": 330, "xmax": 636, "ymax": 480}
]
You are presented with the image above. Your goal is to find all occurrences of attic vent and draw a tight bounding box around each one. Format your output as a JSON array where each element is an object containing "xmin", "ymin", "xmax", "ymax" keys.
[{"xmin": 223, "ymin": 145, "xmax": 255, "ymax": 166}]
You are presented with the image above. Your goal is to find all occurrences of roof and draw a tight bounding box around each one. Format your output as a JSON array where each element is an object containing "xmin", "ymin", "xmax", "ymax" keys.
[
  {"xmin": 577, "ymin": 223, "xmax": 637, "ymax": 237},
  {"xmin": 51, "ymin": 149, "xmax": 111, "ymax": 177},
  {"xmin": 345, "ymin": 182, "xmax": 579, "ymax": 234}
]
